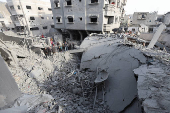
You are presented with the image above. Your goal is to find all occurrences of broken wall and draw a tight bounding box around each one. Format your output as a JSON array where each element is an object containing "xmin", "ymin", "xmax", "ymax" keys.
[{"xmin": 0, "ymin": 32, "xmax": 32, "ymax": 46}]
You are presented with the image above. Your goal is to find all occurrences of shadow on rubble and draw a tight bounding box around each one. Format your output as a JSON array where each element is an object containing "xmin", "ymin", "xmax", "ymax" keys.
[{"xmin": 33, "ymin": 52, "xmax": 105, "ymax": 112}]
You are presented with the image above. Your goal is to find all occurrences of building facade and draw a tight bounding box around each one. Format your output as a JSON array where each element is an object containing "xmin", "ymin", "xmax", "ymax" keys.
[
  {"xmin": 7, "ymin": 0, "xmax": 54, "ymax": 36},
  {"xmin": 132, "ymin": 12, "xmax": 159, "ymax": 26},
  {"xmin": 120, "ymin": 14, "xmax": 133, "ymax": 27},
  {"xmin": 0, "ymin": 2, "xmax": 15, "ymax": 31},
  {"xmin": 129, "ymin": 12, "xmax": 162, "ymax": 33},
  {"xmin": 50, "ymin": 0, "xmax": 127, "ymax": 40}
]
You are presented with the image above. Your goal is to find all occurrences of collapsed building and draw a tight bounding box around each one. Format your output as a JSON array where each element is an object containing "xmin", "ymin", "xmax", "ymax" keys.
[
  {"xmin": 5, "ymin": 0, "xmax": 54, "ymax": 36},
  {"xmin": 50, "ymin": 0, "xmax": 127, "ymax": 41},
  {"xmin": 0, "ymin": 30, "xmax": 170, "ymax": 112}
]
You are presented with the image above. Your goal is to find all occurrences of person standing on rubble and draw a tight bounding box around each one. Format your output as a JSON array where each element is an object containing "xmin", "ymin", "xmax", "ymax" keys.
[
  {"xmin": 72, "ymin": 43, "xmax": 75, "ymax": 49},
  {"xmin": 68, "ymin": 43, "xmax": 71, "ymax": 50},
  {"xmin": 65, "ymin": 42, "xmax": 68, "ymax": 51},
  {"xmin": 47, "ymin": 47, "xmax": 52, "ymax": 56},
  {"xmin": 43, "ymin": 47, "xmax": 48, "ymax": 58},
  {"xmin": 52, "ymin": 45, "xmax": 56, "ymax": 55},
  {"xmin": 41, "ymin": 34, "xmax": 44, "ymax": 38},
  {"xmin": 62, "ymin": 43, "xmax": 65, "ymax": 51}
]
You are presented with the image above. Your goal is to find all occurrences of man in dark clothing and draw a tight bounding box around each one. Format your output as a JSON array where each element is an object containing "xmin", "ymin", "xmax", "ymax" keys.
[
  {"xmin": 68, "ymin": 43, "xmax": 71, "ymax": 50},
  {"xmin": 62, "ymin": 43, "xmax": 65, "ymax": 51},
  {"xmin": 47, "ymin": 47, "xmax": 52, "ymax": 56},
  {"xmin": 52, "ymin": 45, "xmax": 56, "ymax": 55},
  {"xmin": 43, "ymin": 48, "xmax": 48, "ymax": 58},
  {"xmin": 58, "ymin": 46, "xmax": 62, "ymax": 52},
  {"xmin": 72, "ymin": 43, "xmax": 75, "ymax": 49},
  {"xmin": 64, "ymin": 42, "xmax": 68, "ymax": 51},
  {"xmin": 57, "ymin": 42, "xmax": 60, "ymax": 46}
]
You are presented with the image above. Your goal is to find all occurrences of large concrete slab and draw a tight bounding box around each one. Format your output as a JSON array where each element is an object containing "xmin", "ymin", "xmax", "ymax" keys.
[
  {"xmin": 68, "ymin": 49, "xmax": 85, "ymax": 54},
  {"xmin": 0, "ymin": 32, "xmax": 32, "ymax": 46},
  {"xmin": 0, "ymin": 55, "xmax": 21, "ymax": 109},
  {"xmin": 80, "ymin": 36, "xmax": 146, "ymax": 112},
  {"xmin": 147, "ymin": 23, "xmax": 166, "ymax": 49}
]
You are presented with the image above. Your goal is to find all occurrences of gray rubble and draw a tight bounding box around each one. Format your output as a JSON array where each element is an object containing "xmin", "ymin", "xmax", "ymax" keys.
[{"xmin": 0, "ymin": 33, "xmax": 170, "ymax": 113}]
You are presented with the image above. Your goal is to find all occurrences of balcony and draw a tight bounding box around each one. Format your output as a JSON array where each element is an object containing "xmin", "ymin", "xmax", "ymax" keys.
[{"xmin": 104, "ymin": 4, "xmax": 115, "ymax": 16}]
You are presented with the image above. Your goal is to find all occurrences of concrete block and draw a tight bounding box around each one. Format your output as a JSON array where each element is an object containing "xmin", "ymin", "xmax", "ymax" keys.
[{"xmin": 148, "ymin": 23, "xmax": 166, "ymax": 49}]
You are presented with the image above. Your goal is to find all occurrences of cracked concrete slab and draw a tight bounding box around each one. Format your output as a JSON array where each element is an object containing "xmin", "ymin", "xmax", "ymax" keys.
[
  {"xmin": 134, "ymin": 63, "xmax": 170, "ymax": 113},
  {"xmin": 80, "ymin": 36, "xmax": 146, "ymax": 112}
]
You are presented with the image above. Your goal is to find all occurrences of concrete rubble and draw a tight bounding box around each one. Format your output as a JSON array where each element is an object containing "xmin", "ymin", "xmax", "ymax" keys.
[{"xmin": 0, "ymin": 32, "xmax": 170, "ymax": 113}]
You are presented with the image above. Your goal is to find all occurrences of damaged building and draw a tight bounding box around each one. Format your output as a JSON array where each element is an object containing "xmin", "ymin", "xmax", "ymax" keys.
[
  {"xmin": 0, "ymin": 0, "xmax": 170, "ymax": 112},
  {"xmin": 0, "ymin": 32, "xmax": 170, "ymax": 113},
  {"xmin": 6, "ymin": 0, "xmax": 54, "ymax": 36},
  {"xmin": 127, "ymin": 12, "xmax": 160, "ymax": 34},
  {"xmin": 0, "ymin": 2, "xmax": 15, "ymax": 31},
  {"xmin": 50, "ymin": 0, "xmax": 127, "ymax": 41}
]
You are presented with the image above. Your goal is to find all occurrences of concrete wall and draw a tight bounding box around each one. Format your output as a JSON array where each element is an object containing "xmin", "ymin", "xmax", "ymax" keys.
[
  {"xmin": 0, "ymin": 55, "xmax": 21, "ymax": 108},
  {"xmin": 132, "ymin": 12, "xmax": 158, "ymax": 26},
  {"xmin": 7, "ymin": 0, "xmax": 54, "ymax": 36},
  {"xmin": 0, "ymin": 32, "xmax": 32, "ymax": 45}
]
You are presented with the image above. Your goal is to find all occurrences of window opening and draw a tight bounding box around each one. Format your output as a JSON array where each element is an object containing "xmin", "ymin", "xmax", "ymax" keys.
[
  {"xmin": 91, "ymin": 0, "xmax": 98, "ymax": 3},
  {"xmin": 26, "ymin": 6, "xmax": 31, "ymax": 9},
  {"xmin": 30, "ymin": 17, "xmax": 35, "ymax": 20},
  {"xmin": 51, "ymin": 25, "xmax": 54, "ymax": 28},
  {"xmin": 91, "ymin": 17, "xmax": 97, "ymax": 22},
  {"xmin": 68, "ymin": 16, "xmax": 73, "ymax": 22},
  {"xmin": 43, "ymin": 26, "xmax": 47, "ymax": 29},
  {"xmin": 17, "ymin": 5, "xmax": 20, "ymax": 9},
  {"xmin": 38, "ymin": 7, "xmax": 43, "ymax": 10},
  {"xmin": 48, "ymin": 8, "xmax": 52, "ymax": 10},
  {"xmin": 79, "ymin": 17, "xmax": 82, "ymax": 21},
  {"xmin": 30, "ymin": 27, "xmax": 39, "ymax": 30},
  {"xmin": 10, "ymin": 6, "xmax": 14, "ymax": 10},
  {"xmin": 66, "ymin": 0, "xmax": 72, "ymax": 5}
]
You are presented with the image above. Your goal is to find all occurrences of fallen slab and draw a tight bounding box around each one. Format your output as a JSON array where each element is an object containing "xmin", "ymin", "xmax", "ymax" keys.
[
  {"xmin": 0, "ymin": 55, "xmax": 21, "ymax": 109},
  {"xmin": 68, "ymin": 49, "xmax": 85, "ymax": 54},
  {"xmin": 147, "ymin": 23, "xmax": 166, "ymax": 49},
  {"xmin": 80, "ymin": 36, "xmax": 146, "ymax": 112}
]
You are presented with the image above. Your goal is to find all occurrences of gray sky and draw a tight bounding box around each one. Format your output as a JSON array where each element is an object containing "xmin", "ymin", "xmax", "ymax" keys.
[{"xmin": 0, "ymin": 0, "xmax": 169, "ymax": 14}]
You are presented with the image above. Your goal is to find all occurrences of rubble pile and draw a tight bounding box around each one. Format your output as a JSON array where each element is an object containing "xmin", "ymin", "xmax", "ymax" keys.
[
  {"xmin": 1, "ymin": 33, "xmax": 170, "ymax": 113},
  {"xmin": 0, "ymin": 41, "xmax": 53, "ymax": 95}
]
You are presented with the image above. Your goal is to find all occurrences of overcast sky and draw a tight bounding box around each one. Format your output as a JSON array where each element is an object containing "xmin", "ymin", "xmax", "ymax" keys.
[{"xmin": 0, "ymin": 0, "xmax": 169, "ymax": 15}]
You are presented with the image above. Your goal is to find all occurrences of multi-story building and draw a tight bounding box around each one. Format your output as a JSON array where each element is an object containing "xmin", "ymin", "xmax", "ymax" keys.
[
  {"xmin": 7, "ymin": 0, "xmax": 54, "ymax": 36},
  {"xmin": 129, "ymin": 12, "xmax": 163, "ymax": 33},
  {"xmin": 132, "ymin": 12, "xmax": 158, "ymax": 26},
  {"xmin": 50, "ymin": 0, "xmax": 127, "ymax": 40},
  {"xmin": 0, "ymin": 2, "xmax": 15, "ymax": 31},
  {"xmin": 121, "ymin": 14, "xmax": 133, "ymax": 27}
]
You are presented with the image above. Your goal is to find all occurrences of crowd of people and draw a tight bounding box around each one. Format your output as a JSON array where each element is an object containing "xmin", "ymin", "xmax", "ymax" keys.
[
  {"xmin": 56, "ymin": 41, "xmax": 75, "ymax": 52},
  {"xmin": 43, "ymin": 41, "xmax": 75, "ymax": 58}
]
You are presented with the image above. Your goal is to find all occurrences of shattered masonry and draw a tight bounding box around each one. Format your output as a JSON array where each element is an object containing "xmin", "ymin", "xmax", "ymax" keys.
[{"xmin": 0, "ymin": 31, "xmax": 170, "ymax": 113}]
